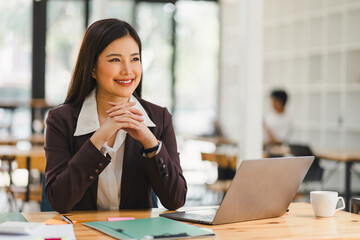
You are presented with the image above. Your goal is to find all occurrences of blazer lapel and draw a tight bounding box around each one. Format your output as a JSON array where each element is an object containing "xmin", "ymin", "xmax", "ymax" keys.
[{"xmin": 120, "ymin": 135, "xmax": 142, "ymax": 208}]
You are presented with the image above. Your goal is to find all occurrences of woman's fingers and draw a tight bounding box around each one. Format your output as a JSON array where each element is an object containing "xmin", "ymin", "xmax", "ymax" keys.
[
  {"xmin": 108, "ymin": 112, "xmax": 144, "ymax": 122},
  {"xmin": 113, "ymin": 116, "xmax": 143, "ymax": 127},
  {"xmin": 106, "ymin": 102, "xmax": 134, "ymax": 112},
  {"xmin": 103, "ymin": 102, "xmax": 148, "ymax": 137},
  {"xmin": 117, "ymin": 122, "xmax": 141, "ymax": 130},
  {"xmin": 108, "ymin": 108, "xmax": 143, "ymax": 119},
  {"xmin": 106, "ymin": 102, "xmax": 134, "ymax": 113},
  {"xmin": 106, "ymin": 116, "xmax": 141, "ymax": 131},
  {"xmin": 107, "ymin": 102, "xmax": 143, "ymax": 116}
]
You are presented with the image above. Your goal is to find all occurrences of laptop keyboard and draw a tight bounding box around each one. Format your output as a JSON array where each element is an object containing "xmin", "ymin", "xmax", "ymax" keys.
[
  {"xmin": 184, "ymin": 212, "xmax": 216, "ymax": 222},
  {"xmin": 160, "ymin": 207, "xmax": 218, "ymax": 223}
]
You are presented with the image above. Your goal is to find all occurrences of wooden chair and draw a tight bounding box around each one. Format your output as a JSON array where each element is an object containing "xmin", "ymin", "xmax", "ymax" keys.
[
  {"xmin": 201, "ymin": 152, "xmax": 237, "ymax": 170},
  {"xmin": 201, "ymin": 152, "xmax": 237, "ymax": 203},
  {"xmin": 216, "ymin": 154, "xmax": 229, "ymax": 168},
  {"xmin": 200, "ymin": 152, "xmax": 217, "ymax": 162}
]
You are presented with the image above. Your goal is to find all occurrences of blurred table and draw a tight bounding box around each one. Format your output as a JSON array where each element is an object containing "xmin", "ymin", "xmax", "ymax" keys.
[
  {"xmin": 187, "ymin": 136, "xmax": 237, "ymax": 146},
  {"xmin": 0, "ymin": 134, "xmax": 45, "ymax": 146},
  {"xmin": 315, "ymin": 149, "xmax": 360, "ymax": 211},
  {"xmin": 263, "ymin": 144, "xmax": 290, "ymax": 158},
  {"xmin": 0, "ymin": 145, "xmax": 46, "ymax": 202},
  {"xmin": 0, "ymin": 98, "xmax": 54, "ymax": 135},
  {"xmin": 0, "ymin": 135, "xmax": 18, "ymax": 145},
  {"xmin": 0, "ymin": 99, "xmax": 53, "ymax": 109}
]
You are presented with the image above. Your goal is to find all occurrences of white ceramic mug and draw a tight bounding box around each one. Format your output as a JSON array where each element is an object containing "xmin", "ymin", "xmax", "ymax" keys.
[{"xmin": 310, "ymin": 191, "xmax": 345, "ymax": 217}]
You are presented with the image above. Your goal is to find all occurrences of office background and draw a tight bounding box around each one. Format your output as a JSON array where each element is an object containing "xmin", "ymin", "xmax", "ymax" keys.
[{"xmin": 0, "ymin": 0, "xmax": 360, "ymax": 211}]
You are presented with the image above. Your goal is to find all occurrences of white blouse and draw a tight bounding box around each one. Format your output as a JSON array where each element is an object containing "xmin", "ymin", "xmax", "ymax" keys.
[{"xmin": 74, "ymin": 89, "xmax": 156, "ymax": 210}]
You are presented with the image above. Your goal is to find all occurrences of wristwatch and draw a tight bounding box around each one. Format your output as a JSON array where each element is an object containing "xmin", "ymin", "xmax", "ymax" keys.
[{"xmin": 143, "ymin": 142, "xmax": 160, "ymax": 154}]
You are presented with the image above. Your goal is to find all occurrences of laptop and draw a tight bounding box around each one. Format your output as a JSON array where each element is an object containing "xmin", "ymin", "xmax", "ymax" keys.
[{"xmin": 160, "ymin": 156, "xmax": 314, "ymax": 225}]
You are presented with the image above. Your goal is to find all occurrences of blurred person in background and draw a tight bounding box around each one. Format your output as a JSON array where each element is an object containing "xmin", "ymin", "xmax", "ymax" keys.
[{"xmin": 263, "ymin": 89, "xmax": 291, "ymax": 147}]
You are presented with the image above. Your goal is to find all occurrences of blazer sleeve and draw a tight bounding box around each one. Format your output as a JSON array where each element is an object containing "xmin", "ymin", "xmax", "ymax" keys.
[
  {"xmin": 44, "ymin": 107, "xmax": 110, "ymax": 213},
  {"xmin": 141, "ymin": 108, "xmax": 187, "ymax": 210}
]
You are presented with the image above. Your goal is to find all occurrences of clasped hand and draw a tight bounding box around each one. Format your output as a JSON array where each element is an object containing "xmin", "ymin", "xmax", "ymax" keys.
[{"xmin": 91, "ymin": 102, "xmax": 158, "ymax": 150}]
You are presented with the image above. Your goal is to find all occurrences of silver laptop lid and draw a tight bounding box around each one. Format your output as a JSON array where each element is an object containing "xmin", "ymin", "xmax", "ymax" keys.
[{"xmin": 213, "ymin": 156, "xmax": 314, "ymax": 225}]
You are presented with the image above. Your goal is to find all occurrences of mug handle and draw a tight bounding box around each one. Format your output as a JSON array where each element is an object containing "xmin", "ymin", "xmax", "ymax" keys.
[{"xmin": 336, "ymin": 197, "xmax": 345, "ymax": 212}]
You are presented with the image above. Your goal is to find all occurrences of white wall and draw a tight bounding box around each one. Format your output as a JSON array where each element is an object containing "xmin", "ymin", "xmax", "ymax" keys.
[
  {"xmin": 90, "ymin": 0, "xmax": 109, "ymax": 24},
  {"xmin": 219, "ymin": 0, "xmax": 263, "ymax": 162},
  {"xmin": 262, "ymin": 0, "xmax": 360, "ymax": 193}
]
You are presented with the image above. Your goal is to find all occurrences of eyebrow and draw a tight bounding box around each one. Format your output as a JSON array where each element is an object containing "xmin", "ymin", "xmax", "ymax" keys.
[{"xmin": 106, "ymin": 53, "xmax": 140, "ymax": 57}]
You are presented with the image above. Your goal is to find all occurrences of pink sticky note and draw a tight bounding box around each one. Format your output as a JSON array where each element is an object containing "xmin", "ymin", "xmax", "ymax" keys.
[{"xmin": 108, "ymin": 217, "xmax": 135, "ymax": 221}]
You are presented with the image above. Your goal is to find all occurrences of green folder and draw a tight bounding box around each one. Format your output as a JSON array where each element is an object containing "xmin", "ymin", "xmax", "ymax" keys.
[
  {"xmin": 83, "ymin": 217, "xmax": 215, "ymax": 239},
  {"xmin": 0, "ymin": 212, "xmax": 27, "ymax": 224}
]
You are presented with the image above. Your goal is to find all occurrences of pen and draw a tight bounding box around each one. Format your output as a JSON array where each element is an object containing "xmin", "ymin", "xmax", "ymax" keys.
[
  {"xmin": 144, "ymin": 232, "xmax": 189, "ymax": 239},
  {"xmin": 61, "ymin": 215, "xmax": 74, "ymax": 224},
  {"xmin": 115, "ymin": 228, "xmax": 138, "ymax": 239}
]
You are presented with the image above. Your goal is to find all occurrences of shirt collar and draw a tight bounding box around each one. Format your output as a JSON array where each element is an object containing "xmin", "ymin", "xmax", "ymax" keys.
[{"xmin": 74, "ymin": 89, "xmax": 156, "ymax": 136}]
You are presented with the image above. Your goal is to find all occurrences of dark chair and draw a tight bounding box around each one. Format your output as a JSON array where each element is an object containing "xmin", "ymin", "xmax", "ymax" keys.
[
  {"xmin": 40, "ymin": 176, "xmax": 53, "ymax": 211},
  {"xmin": 151, "ymin": 189, "xmax": 158, "ymax": 208},
  {"xmin": 288, "ymin": 144, "xmax": 324, "ymax": 182}
]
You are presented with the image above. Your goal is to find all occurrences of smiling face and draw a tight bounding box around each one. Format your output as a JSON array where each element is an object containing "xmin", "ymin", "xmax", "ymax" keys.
[{"xmin": 93, "ymin": 35, "xmax": 142, "ymax": 102}]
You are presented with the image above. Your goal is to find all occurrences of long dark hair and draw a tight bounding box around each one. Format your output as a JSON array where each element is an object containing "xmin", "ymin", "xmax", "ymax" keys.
[{"xmin": 65, "ymin": 18, "xmax": 142, "ymax": 105}]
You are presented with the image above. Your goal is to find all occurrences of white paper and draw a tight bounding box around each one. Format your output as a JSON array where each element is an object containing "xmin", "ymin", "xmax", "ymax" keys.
[
  {"xmin": 0, "ymin": 224, "xmax": 76, "ymax": 240},
  {"xmin": 0, "ymin": 222, "xmax": 45, "ymax": 235}
]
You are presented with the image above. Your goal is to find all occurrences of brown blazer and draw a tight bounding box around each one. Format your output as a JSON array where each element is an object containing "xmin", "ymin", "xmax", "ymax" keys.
[{"xmin": 44, "ymin": 98, "xmax": 187, "ymax": 213}]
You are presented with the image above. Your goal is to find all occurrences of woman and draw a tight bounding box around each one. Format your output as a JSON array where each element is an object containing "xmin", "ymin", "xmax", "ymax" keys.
[{"xmin": 44, "ymin": 19, "xmax": 187, "ymax": 213}]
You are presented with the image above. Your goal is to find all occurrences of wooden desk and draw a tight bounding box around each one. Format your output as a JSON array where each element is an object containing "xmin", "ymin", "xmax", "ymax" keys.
[
  {"xmin": 22, "ymin": 203, "xmax": 360, "ymax": 239},
  {"xmin": 316, "ymin": 150, "xmax": 360, "ymax": 211},
  {"xmin": 0, "ymin": 145, "xmax": 46, "ymax": 201}
]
